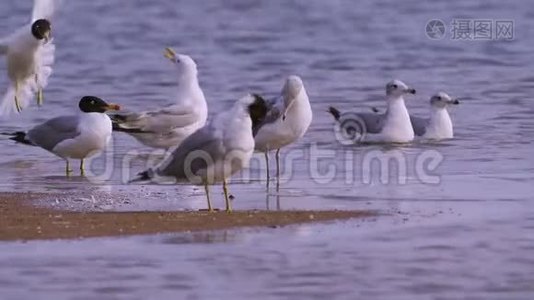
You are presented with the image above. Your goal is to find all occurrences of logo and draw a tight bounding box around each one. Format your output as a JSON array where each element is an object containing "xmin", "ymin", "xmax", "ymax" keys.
[
  {"xmin": 426, "ymin": 19, "xmax": 446, "ymax": 40},
  {"xmin": 333, "ymin": 112, "xmax": 368, "ymax": 145}
]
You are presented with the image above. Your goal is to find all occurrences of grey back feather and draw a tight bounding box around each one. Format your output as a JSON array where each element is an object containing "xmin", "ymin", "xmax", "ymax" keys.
[
  {"xmin": 355, "ymin": 112, "xmax": 386, "ymax": 134},
  {"xmin": 157, "ymin": 125, "xmax": 225, "ymax": 179},
  {"xmin": 410, "ymin": 115, "xmax": 429, "ymax": 136},
  {"xmin": 27, "ymin": 115, "xmax": 80, "ymax": 151}
]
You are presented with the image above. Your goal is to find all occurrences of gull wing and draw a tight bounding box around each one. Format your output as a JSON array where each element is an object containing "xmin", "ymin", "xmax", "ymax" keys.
[
  {"xmin": 32, "ymin": 0, "xmax": 60, "ymax": 21},
  {"xmin": 27, "ymin": 115, "xmax": 81, "ymax": 151}
]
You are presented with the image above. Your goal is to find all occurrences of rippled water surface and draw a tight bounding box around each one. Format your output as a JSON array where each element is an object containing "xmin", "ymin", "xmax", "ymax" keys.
[{"xmin": 0, "ymin": 0, "xmax": 533, "ymax": 299}]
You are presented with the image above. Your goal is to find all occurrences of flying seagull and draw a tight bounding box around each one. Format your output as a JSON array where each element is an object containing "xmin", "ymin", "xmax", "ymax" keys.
[{"xmin": 0, "ymin": 0, "xmax": 59, "ymax": 115}]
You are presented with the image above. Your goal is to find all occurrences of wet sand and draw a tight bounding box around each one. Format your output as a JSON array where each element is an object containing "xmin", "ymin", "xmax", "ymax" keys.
[{"xmin": 0, "ymin": 193, "xmax": 375, "ymax": 241}]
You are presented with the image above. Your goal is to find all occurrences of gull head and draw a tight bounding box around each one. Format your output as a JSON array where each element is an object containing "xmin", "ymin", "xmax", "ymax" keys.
[
  {"xmin": 31, "ymin": 19, "xmax": 51, "ymax": 43},
  {"xmin": 386, "ymin": 79, "xmax": 416, "ymax": 98},
  {"xmin": 238, "ymin": 94, "xmax": 268, "ymax": 129},
  {"xmin": 164, "ymin": 48, "xmax": 198, "ymax": 76},
  {"xmin": 79, "ymin": 96, "xmax": 121, "ymax": 113},
  {"xmin": 281, "ymin": 75, "xmax": 306, "ymax": 119},
  {"xmin": 430, "ymin": 92, "xmax": 460, "ymax": 108},
  {"xmin": 282, "ymin": 75, "xmax": 304, "ymax": 102}
]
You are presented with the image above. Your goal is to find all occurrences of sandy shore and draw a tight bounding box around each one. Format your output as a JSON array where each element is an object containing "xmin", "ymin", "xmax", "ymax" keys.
[{"xmin": 0, "ymin": 193, "xmax": 375, "ymax": 241}]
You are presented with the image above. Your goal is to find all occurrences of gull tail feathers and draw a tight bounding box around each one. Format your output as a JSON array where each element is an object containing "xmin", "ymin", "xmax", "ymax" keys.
[
  {"xmin": 129, "ymin": 168, "xmax": 155, "ymax": 183},
  {"xmin": 328, "ymin": 106, "xmax": 341, "ymax": 121},
  {"xmin": 2, "ymin": 131, "xmax": 34, "ymax": 146},
  {"xmin": 110, "ymin": 113, "xmax": 150, "ymax": 133}
]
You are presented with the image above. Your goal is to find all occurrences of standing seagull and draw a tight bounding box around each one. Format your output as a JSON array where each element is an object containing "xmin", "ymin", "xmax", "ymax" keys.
[
  {"xmin": 410, "ymin": 92, "xmax": 459, "ymax": 140},
  {"xmin": 0, "ymin": 0, "xmax": 58, "ymax": 115},
  {"xmin": 6, "ymin": 96, "xmax": 120, "ymax": 175},
  {"xmin": 111, "ymin": 48, "xmax": 207, "ymax": 150},
  {"xmin": 328, "ymin": 79, "xmax": 416, "ymax": 144},
  {"xmin": 253, "ymin": 75, "xmax": 313, "ymax": 183},
  {"xmin": 131, "ymin": 94, "xmax": 268, "ymax": 212}
]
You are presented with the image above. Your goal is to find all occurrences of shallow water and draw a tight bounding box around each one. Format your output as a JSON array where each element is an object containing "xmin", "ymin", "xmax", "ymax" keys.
[{"xmin": 0, "ymin": 0, "xmax": 533, "ymax": 299}]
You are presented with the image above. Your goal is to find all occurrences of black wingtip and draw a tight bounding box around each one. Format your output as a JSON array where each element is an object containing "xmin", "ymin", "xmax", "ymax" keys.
[
  {"xmin": 111, "ymin": 123, "xmax": 147, "ymax": 134},
  {"xmin": 109, "ymin": 114, "xmax": 127, "ymax": 123},
  {"xmin": 129, "ymin": 169, "xmax": 154, "ymax": 183},
  {"xmin": 328, "ymin": 106, "xmax": 341, "ymax": 121},
  {"xmin": 5, "ymin": 131, "xmax": 33, "ymax": 146}
]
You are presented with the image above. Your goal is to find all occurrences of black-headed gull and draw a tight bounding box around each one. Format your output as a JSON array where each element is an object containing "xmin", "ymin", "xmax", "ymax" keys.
[
  {"xmin": 7, "ymin": 96, "xmax": 120, "ymax": 175},
  {"xmin": 0, "ymin": 0, "xmax": 59, "ymax": 115}
]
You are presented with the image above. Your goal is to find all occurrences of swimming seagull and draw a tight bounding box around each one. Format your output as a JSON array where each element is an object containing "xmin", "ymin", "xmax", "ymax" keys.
[
  {"xmin": 328, "ymin": 79, "xmax": 416, "ymax": 144},
  {"xmin": 6, "ymin": 96, "xmax": 120, "ymax": 175},
  {"xmin": 0, "ymin": 0, "xmax": 58, "ymax": 115},
  {"xmin": 411, "ymin": 92, "xmax": 459, "ymax": 140},
  {"xmin": 111, "ymin": 48, "xmax": 207, "ymax": 150},
  {"xmin": 253, "ymin": 75, "xmax": 313, "ymax": 183},
  {"xmin": 130, "ymin": 94, "xmax": 268, "ymax": 212},
  {"xmin": 364, "ymin": 91, "xmax": 459, "ymax": 140}
]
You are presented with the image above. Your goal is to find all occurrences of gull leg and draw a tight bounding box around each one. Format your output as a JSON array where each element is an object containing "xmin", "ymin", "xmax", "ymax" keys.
[
  {"xmin": 275, "ymin": 149, "xmax": 281, "ymax": 181},
  {"xmin": 35, "ymin": 74, "xmax": 43, "ymax": 106},
  {"xmin": 276, "ymin": 149, "xmax": 282, "ymax": 192},
  {"xmin": 80, "ymin": 159, "xmax": 85, "ymax": 176},
  {"xmin": 264, "ymin": 152, "xmax": 270, "ymax": 187},
  {"xmin": 65, "ymin": 160, "xmax": 73, "ymax": 176},
  {"xmin": 223, "ymin": 179, "xmax": 232, "ymax": 213},
  {"xmin": 14, "ymin": 81, "xmax": 21, "ymax": 113},
  {"xmin": 204, "ymin": 182, "xmax": 213, "ymax": 212}
]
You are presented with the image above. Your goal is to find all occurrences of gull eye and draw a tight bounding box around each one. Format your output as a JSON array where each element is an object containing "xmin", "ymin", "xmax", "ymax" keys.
[
  {"xmin": 392, "ymin": 84, "xmax": 398, "ymax": 89},
  {"xmin": 437, "ymin": 96, "xmax": 442, "ymax": 101}
]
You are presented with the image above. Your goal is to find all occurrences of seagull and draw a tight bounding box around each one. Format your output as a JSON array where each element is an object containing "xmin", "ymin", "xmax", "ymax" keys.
[
  {"xmin": 361, "ymin": 92, "xmax": 459, "ymax": 140},
  {"xmin": 111, "ymin": 48, "xmax": 207, "ymax": 150},
  {"xmin": 0, "ymin": 0, "xmax": 58, "ymax": 115},
  {"xmin": 411, "ymin": 92, "xmax": 459, "ymax": 140},
  {"xmin": 253, "ymin": 75, "xmax": 312, "ymax": 183},
  {"xmin": 6, "ymin": 96, "xmax": 120, "ymax": 175},
  {"xmin": 130, "ymin": 94, "xmax": 268, "ymax": 213},
  {"xmin": 328, "ymin": 79, "xmax": 416, "ymax": 144}
]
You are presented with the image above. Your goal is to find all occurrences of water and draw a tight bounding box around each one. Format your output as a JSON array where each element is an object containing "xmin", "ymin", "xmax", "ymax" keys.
[{"xmin": 0, "ymin": 0, "xmax": 534, "ymax": 299}]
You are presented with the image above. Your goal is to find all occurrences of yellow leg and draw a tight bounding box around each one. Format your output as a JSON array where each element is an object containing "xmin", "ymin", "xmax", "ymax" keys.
[
  {"xmin": 65, "ymin": 160, "xmax": 73, "ymax": 176},
  {"xmin": 37, "ymin": 89, "xmax": 43, "ymax": 106},
  {"xmin": 35, "ymin": 74, "xmax": 43, "ymax": 106},
  {"xmin": 204, "ymin": 182, "xmax": 213, "ymax": 212},
  {"xmin": 223, "ymin": 179, "xmax": 232, "ymax": 213},
  {"xmin": 80, "ymin": 159, "xmax": 85, "ymax": 176},
  {"xmin": 14, "ymin": 81, "xmax": 21, "ymax": 113}
]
